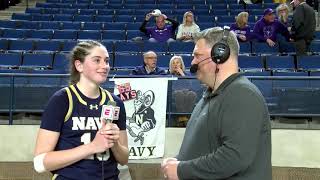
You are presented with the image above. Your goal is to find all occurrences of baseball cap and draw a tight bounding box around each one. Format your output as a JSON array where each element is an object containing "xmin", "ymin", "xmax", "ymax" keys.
[
  {"xmin": 151, "ymin": 9, "xmax": 162, "ymax": 16},
  {"xmin": 263, "ymin": 8, "xmax": 274, "ymax": 16}
]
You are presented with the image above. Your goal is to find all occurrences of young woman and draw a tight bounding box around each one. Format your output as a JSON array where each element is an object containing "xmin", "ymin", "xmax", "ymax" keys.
[
  {"xmin": 176, "ymin": 11, "xmax": 200, "ymax": 42},
  {"xmin": 230, "ymin": 11, "xmax": 251, "ymax": 42},
  {"xmin": 169, "ymin": 55, "xmax": 187, "ymax": 76},
  {"xmin": 33, "ymin": 40, "xmax": 129, "ymax": 180}
]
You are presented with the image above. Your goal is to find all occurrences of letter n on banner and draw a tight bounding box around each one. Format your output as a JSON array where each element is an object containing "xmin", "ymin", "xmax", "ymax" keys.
[{"xmin": 113, "ymin": 78, "xmax": 168, "ymax": 159}]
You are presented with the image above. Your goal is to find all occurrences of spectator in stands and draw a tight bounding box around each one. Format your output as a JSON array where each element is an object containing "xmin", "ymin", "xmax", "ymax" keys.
[
  {"xmin": 139, "ymin": 10, "xmax": 179, "ymax": 43},
  {"xmin": 168, "ymin": 55, "xmax": 187, "ymax": 76},
  {"xmin": 161, "ymin": 27, "xmax": 271, "ymax": 180},
  {"xmin": 276, "ymin": 3, "xmax": 291, "ymax": 28},
  {"xmin": 33, "ymin": 40, "xmax": 129, "ymax": 179},
  {"xmin": 230, "ymin": 11, "xmax": 251, "ymax": 42},
  {"xmin": 176, "ymin": 11, "xmax": 200, "ymax": 42},
  {"xmin": 253, "ymin": 8, "xmax": 291, "ymax": 47},
  {"xmin": 131, "ymin": 51, "xmax": 167, "ymax": 75},
  {"xmin": 291, "ymin": 0, "xmax": 316, "ymax": 55}
]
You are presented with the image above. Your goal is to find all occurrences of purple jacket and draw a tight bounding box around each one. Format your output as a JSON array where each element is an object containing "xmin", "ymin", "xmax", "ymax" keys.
[
  {"xmin": 230, "ymin": 23, "xmax": 251, "ymax": 42},
  {"xmin": 140, "ymin": 18, "xmax": 179, "ymax": 42},
  {"xmin": 253, "ymin": 18, "xmax": 290, "ymax": 42}
]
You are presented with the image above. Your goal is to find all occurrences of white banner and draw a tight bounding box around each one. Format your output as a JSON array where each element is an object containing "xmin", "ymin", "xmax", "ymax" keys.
[{"xmin": 113, "ymin": 78, "xmax": 168, "ymax": 159}]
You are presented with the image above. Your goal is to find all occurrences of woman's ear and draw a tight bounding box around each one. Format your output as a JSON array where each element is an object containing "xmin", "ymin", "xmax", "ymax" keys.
[{"xmin": 74, "ymin": 60, "xmax": 83, "ymax": 73}]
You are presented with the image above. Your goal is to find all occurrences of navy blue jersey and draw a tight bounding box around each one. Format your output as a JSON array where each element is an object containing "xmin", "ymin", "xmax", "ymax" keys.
[{"xmin": 40, "ymin": 84, "xmax": 126, "ymax": 180}]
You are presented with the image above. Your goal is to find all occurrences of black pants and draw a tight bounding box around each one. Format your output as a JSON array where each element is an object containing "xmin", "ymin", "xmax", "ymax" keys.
[{"xmin": 294, "ymin": 39, "xmax": 312, "ymax": 56}]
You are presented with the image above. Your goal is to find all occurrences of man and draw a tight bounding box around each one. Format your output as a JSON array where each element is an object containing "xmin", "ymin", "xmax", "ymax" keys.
[
  {"xmin": 161, "ymin": 27, "xmax": 271, "ymax": 180},
  {"xmin": 131, "ymin": 51, "xmax": 167, "ymax": 75},
  {"xmin": 253, "ymin": 8, "xmax": 291, "ymax": 47},
  {"xmin": 139, "ymin": 11, "xmax": 179, "ymax": 43},
  {"xmin": 291, "ymin": 0, "xmax": 316, "ymax": 55}
]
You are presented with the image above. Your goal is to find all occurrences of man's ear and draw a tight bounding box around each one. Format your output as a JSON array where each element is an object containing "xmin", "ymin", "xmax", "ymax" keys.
[{"xmin": 74, "ymin": 60, "xmax": 83, "ymax": 73}]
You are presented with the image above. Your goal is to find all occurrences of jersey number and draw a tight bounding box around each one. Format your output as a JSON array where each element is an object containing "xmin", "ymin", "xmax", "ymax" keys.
[{"xmin": 81, "ymin": 133, "xmax": 110, "ymax": 161}]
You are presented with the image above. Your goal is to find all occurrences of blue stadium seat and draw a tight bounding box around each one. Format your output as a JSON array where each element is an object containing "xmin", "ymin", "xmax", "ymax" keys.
[
  {"xmin": 52, "ymin": 30, "xmax": 77, "ymax": 40},
  {"xmin": 2, "ymin": 29, "xmax": 29, "ymax": 39},
  {"xmin": 83, "ymin": 22, "xmax": 103, "ymax": 30},
  {"xmin": 210, "ymin": 4, "xmax": 228, "ymax": 9},
  {"xmin": 239, "ymin": 42, "xmax": 252, "ymax": 54},
  {"xmin": 134, "ymin": 15, "xmax": 146, "ymax": 23},
  {"xmin": 95, "ymin": 15, "xmax": 114, "ymax": 22},
  {"xmin": 126, "ymin": 30, "xmax": 146, "ymax": 40},
  {"xmin": 27, "ymin": 29, "xmax": 53, "ymax": 40},
  {"xmin": 100, "ymin": 40, "xmax": 114, "ymax": 52},
  {"xmin": 210, "ymin": 9, "xmax": 229, "ymax": 16},
  {"xmin": 34, "ymin": 40, "xmax": 61, "ymax": 52},
  {"xmin": 61, "ymin": 9, "xmax": 77, "ymax": 15},
  {"xmin": 19, "ymin": 21, "xmax": 39, "ymax": 29},
  {"xmin": 198, "ymin": 22, "xmax": 214, "ymax": 30},
  {"xmin": 0, "ymin": 39, "xmax": 9, "ymax": 51},
  {"xmin": 114, "ymin": 15, "xmax": 134, "ymax": 23},
  {"xmin": 115, "ymin": 9, "xmax": 134, "ymax": 15},
  {"xmin": 25, "ymin": 7, "xmax": 42, "ymax": 14},
  {"xmin": 238, "ymin": 55, "xmax": 264, "ymax": 71},
  {"xmin": 104, "ymin": 22, "xmax": 126, "ymax": 30},
  {"xmin": 194, "ymin": 4, "xmax": 210, "ymax": 10},
  {"xmin": 197, "ymin": 15, "xmax": 214, "ymax": 23},
  {"xmin": 89, "ymin": 4, "xmax": 106, "ymax": 9},
  {"xmin": 0, "ymin": 52, "xmax": 22, "ymax": 67},
  {"xmin": 143, "ymin": 41, "xmax": 168, "ymax": 53},
  {"xmin": 79, "ymin": 9, "xmax": 97, "ymax": 15},
  {"xmin": 61, "ymin": 40, "xmax": 78, "ymax": 52},
  {"xmin": 97, "ymin": 10, "xmax": 114, "ymax": 16},
  {"xmin": 180, "ymin": 55, "xmax": 193, "ymax": 68},
  {"xmin": 297, "ymin": 56, "xmax": 320, "ymax": 71},
  {"xmin": 251, "ymin": 42, "xmax": 279, "ymax": 55},
  {"xmin": 168, "ymin": 41, "xmax": 194, "ymax": 54},
  {"xmin": 0, "ymin": 20, "xmax": 17, "ymax": 28},
  {"xmin": 157, "ymin": 54, "xmax": 171, "ymax": 68},
  {"xmin": 72, "ymin": 4, "xmax": 88, "ymax": 9},
  {"xmin": 39, "ymin": 21, "xmax": 61, "ymax": 30},
  {"xmin": 216, "ymin": 16, "xmax": 236, "ymax": 23},
  {"xmin": 244, "ymin": 71, "xmax": 272, "ymax": 76},
  {"xmin": 265, "ymin": 55, "xmax": 295, "ymax": 71},
  {"xmin": 12, "ymin": 13, "xmax": 32, "ymax": 21},
  {"xmin": 102, "ymin": 30, "xmax": 126, "ymax": 40},
  {"xmin": 272, "ymin": 71, "xmax": 308, "ymax": 76},
  {"xmin": 310, "ymin": 41, "xmax": 320, "ymax": 54},
  {"xmin": 43, "ymin": 8, "xmax": 60, "ymax": 14},
  {"xmin": 314, "ymin": 31, "xmax": 320, "ymax": 40},
  {"xmin": 53, "ymin": 14, "xmax": 74, "ymax": 21},
  {"xmin": 114, "ymin": 41, "xmax": 142, "ymax": 53},
  {"xmin": 114, "ymin": 53, "xmax": 142, "ymax": 68},
  {"xmin": 74, "ymin": 15, "xmax": 95, "ymax": 22},
  {"xmin": 22, "ymin": 53, "xmax": 53, "ymax": 68},
  {"xmin": 78, "ymin": 30, "xmax": 101, "ymax": 40},
  {"xmin": 61, "ymin": 22, "xmax": 81, "ymax": 30},
  {"xmin": 32, "ymin": 14, "xmax": 53, "ymax": 21},
  {"xmin": 53, "ymin": 52, "xmax": 69, "ymax": 72},
  {"xmin": 8, "ymin": 39, "xmax": 34, "ymax": 52}
]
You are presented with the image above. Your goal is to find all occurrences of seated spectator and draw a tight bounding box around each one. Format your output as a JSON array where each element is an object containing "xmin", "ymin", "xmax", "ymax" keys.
[
  {"xmin": 230, "ymin": 12, "xmax": 251, "ymax": 42},
  {"xmin": 169, "ymin": 55, "xmax": 188, "ymax": 76},
  {"xmin": 253, "ymin": 8, "xmax": 292, "ymax": 47},
  {"xmin": 139, "ymin": 10, "xmax": 179, "ymax": 43},
  {"xmin": 176, "ymin": 11, "xmax": 200, "ymax": 42},
  {"xmin": 276, "ymin": 3, "xmax": 291, "ymax": 28},
  {"xmin": 131, "ymin": 51, "xmax": 167, "ymax": 75}
]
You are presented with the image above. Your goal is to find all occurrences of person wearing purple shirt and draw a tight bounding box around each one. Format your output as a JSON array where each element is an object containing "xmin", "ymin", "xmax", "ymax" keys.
[
  {"xmin": 140, "ymin": 12, "xmax": 179, "ymax": 43},
  {"xmin": 253, "ymin": 8, "xmax": 292, "ymax": 47},
  {"xmin": 230, "ymin": 11, "xmax": 251, "ymax": 42}
]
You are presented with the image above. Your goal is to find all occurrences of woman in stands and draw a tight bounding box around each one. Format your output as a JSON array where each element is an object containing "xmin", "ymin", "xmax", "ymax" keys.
[
  {"xmin": 276, "ymin": 3, "xmax": 290, "ymax": 29},
  {"xmin": 230, "ymin": 11, "xmax": 251, "ymax": 42},
  {"xmin": 33, "ymin": 40, "xmax": 128, "ymax": 180},
  {"xmin": 176, "ymin": 11, "xmax": 200, "ymax": 42},
  {"xmin": 168, "ymin": 55, "xmax": 187, "ymax": 76}
]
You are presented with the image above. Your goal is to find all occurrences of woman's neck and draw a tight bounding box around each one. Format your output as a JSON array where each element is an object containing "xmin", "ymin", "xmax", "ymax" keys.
[{"xmin": 77, "ymin": 79, "xmax": 100, "ymax": 99}]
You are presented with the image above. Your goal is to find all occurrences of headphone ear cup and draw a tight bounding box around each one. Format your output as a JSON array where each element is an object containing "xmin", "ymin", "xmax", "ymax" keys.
[{"xmin": 211, "ymin": 42, "xmax": 230, "ymax": 64}]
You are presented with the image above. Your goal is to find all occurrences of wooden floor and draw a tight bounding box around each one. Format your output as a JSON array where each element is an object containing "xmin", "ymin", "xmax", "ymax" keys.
[{"xmin": 1, "ymin": 162, "xmax": 320, "ymax": 180}]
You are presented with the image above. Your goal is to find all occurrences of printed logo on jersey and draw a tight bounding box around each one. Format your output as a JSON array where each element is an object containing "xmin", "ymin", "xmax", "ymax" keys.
[{"xmin": 71, "ymin": 117, "xmax": 102, "ymax": 130}]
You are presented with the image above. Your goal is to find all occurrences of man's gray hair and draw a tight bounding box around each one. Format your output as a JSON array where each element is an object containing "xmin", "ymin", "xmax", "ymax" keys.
[{"xmin": 193, "ymin": 27, "xmax": 240, "ymax": 57}]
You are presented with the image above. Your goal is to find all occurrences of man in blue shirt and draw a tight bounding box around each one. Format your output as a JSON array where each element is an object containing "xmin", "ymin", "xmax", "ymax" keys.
[{"xmin": 131, "ymin": 51, "xmax": 167, "ymax": 75}]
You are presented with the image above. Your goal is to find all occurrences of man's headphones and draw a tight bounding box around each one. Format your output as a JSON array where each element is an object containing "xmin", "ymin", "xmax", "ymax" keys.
[{"xmin": 211, "ymin": 26, "xmax": 231, "ymax": 65}]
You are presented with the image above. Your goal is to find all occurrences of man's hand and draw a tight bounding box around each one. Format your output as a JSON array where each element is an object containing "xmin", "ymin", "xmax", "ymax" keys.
[
  {"xmin": 266, "ymin": 38, "xmax": 275, "ymax": 47},
  {"xmin": 161, "ymin": 158, "xmax": 180, "ymax": 180},
  {"xmin": 145, "ymin": 13, "xmax": 152, "ymax": 21}
]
